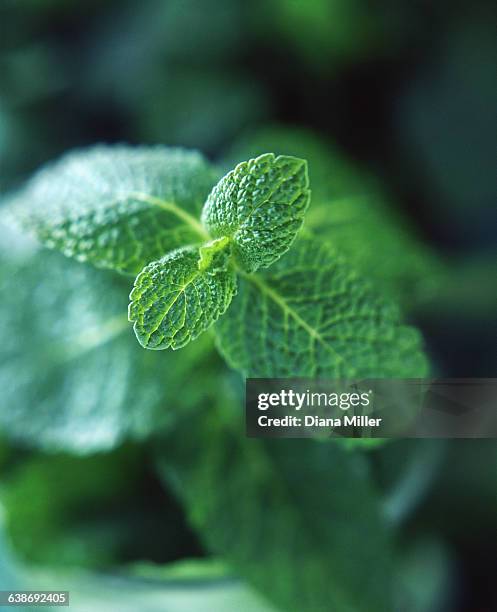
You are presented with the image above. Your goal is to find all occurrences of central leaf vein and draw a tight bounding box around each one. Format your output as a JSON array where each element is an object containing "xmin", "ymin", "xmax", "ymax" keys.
[{"xmin": 242, "ymin": 271, "xmax": 346, "ymax": 366}]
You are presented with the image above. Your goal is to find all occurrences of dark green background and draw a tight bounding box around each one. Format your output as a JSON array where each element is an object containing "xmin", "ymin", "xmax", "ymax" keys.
[{"xmin": 0, "ymin": 2, "xmax": 495, "ymax": 611}]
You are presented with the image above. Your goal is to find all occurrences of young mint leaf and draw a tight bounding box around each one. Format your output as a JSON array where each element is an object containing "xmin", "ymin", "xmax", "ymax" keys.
[
  {"xmin": 202, "ymin": 153, "xmax": 310, "ymax": 272},
  {"xmin": 7, "ymin": 146, "xmax": 217, "ymax": 274},
  {"xmin": 129, "ymin": 243, "xmax": 237, "ymax": 350},
  {"xmin": 0, "ymin": 227, "xmax": 215, "ymax": 453},
  {"xmin": 158, "ymin": 406, "xmax": 394, "ymax": 612},
  {"xmin": 224, "ymin": 124, "xmax": 360, "ymax": 207},
  {"xmin": 226, "ymin": 126, "xmax": 443, "ymax": 307},
  {"xmin": 215, "ymin": 236, "xmax": 429, "ymax": 377}
]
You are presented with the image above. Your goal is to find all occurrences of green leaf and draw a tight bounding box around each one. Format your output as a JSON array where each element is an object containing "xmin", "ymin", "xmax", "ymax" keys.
[
  {"xmin": 0, "ymin": 448, "xmax": 142, "ymax": 567},
  {"xmin": 226, "ymin": 126, "xmax": 442, "ymax": 307},
  {"xmin": 0, "ymin": 226, "xmax": 214, "ymax": 453},
  {"xmin": 224, "ymin": 124, "xmax": 361, "ymax": 207},
  {"xmin": 306, "ymin": 196, "xmax": 443, "ymax": 306},
  {"xmin": 0, "ymin": 527, "xmax": 29, "ymax": 610},
  {"xmin": 396, "ymin": 539, "xmax": 452, "ymax": 612},
  {"xmin": 202, "ymin": 153, "xmax": 310, "ymax": 272},
  {"xmin": 7, "ymin": 145, "xmax": 217, "ymax": 274},
  {"xmin": 129, "ymin": 558, "xmax": 232, "ymax": 582},
  {"xmin": 129, "ymin": 242, "xmax": 237, "ymax": 350},
  {"xmin": 25, "ymin": 563, "xmax": 277, "ymax": 612},
  {"xmin": 215, "ymin": 236, "xmax": 428, "ymax": 377},
  {"xmin": 158, "ymin": 406, "xmax": 394, "ymax": 612}
]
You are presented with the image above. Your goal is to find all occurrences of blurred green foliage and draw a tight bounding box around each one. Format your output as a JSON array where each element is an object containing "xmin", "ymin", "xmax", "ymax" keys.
[
  {"xmin": 158, "ymin": 402, "xmax": 394, "ymax": 612},
  {"xmin": 0, "ymin": 223, "xmax": 220, "ymax": 453},
  {"xmin": 1, "ymin": 447, "xmax": 141, "ymax": 566},
  {"xmin": 0, "ymin": 0, "xmax": 495, "ymax": 611}
]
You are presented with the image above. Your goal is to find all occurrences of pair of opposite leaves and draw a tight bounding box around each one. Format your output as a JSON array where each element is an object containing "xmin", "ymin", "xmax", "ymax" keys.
[
  {"xmin": 129, "ymin": 152, "xmax": 310, "ymax": 350},
  {"xmin": 10, "ymin": 145, "xmax": 427, "ymax": 379},
  {"xmin": 12, "ymin": 147, "xmax": 310, "ymax": 351}
]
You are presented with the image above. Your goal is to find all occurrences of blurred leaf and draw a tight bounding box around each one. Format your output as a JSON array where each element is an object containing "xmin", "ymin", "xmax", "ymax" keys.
[
  {"xmin": 0, "ymin": 222, "xmax": 214, "ymax": 453},
  {"xmin": 215, "ymin": 236, "xmax": 428, "ymax": 377},
  {"xmin": 0, "ymin": 522, "xmax": 24, "ymax": 593},
  {"xmin": 128, "ymin": 558, "xmax": 231, "ymax": 581},
  {"xmin": 133, "ymin": 71, "xmax": 269, "ymax": 152},
  {"xmin": 255, "ymin": 0, "xmax": 389, "ymax": 71},
  {"xmin": 87, "ymin": 1, "xmax": 267, "ymax": 150},
  {"xmin": 0, "ymin": 44, "xmax": 67, "ymax": 106},
  {"xmin": 415, "ymin": 250, "xmax": 497, "ymax": 320},
  {"xmin": 307, "ymin": 195, "xmax": 444, "ymax": 308},
  {"xmin": 336, "ymin": 437, "xmax": 388, "ymax": 451},
  {"xmin": 90, "ymin": 0, "xmax": 246, "ymax": 85},
  {"xmin": 376, "ymin": 440, "xmax": 446, "ymax": 526},
  {"xmin": 157, "ymin": 405, "xmax": 394, "ymax": 612},
  {"xmin": 26, "ymin": 562, "xmax": 276, "ymax": 612},
  {"xmin": 395, "ymin": 539, "xmax": 453, "ymax": 612},
  {"xmin": 0, "ymin": 437, "xmax": 9, "ymax": 470},
  {"xmin": 7, "ymin": 146, "xmax": 217, "ymax": 274},
  {"xmin": 0, "ymin": 443, "xmax": 204, "ymax": 570},
  {"xmin": 0, "ymin": 448, "xmax": 141, "ymax": 567}
]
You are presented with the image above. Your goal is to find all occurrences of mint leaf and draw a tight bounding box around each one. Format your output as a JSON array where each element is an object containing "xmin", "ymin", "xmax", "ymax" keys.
[
  {"xmin": 7, "ymin": 146, "xmax": 217, "ymax": 274},
  {"xmin": 227, "ymin": 126, "xmax": 442, "ymax": 306},
  {"xmin": 158, "ymin": 407, "xmax": 393, "ymax": 612},
  {"xmin": 224, "ymin": 124, "xmax": 360, "ymax": 207},
  {"xmin": 215, "ymin": 236, "xmax": 428, "ymax": 377},
  {"xmin": 0, "ymin": 229, "xmax": 214, "ymax": 453},
  {"xmin": 307, "ymin": 196, "xmax": 443, "ymax": 306},
  {"xmin": 129, "ymin": 243, "xmax": 237, "ymax": 350},
  {"xmin": 202, "ymin": 153, "xmax": 310, "ymax": 272}
]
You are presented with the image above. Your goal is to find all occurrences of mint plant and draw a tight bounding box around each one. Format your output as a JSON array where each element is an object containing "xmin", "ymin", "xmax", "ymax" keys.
[
  {"xmin": 8, "ymin": 145, "xmax": 427, "ymax": 378},
  {"xmin": 2, "ymin": 141, "xmax": 431, "ymax": 612}
]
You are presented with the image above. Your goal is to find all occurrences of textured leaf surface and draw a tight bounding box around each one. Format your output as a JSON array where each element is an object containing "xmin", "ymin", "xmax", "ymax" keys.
[
  {"xmin": 129, "ymin": 244, "xmax": 237, "ymax": 350},
  {"xmin": 202, "ymin": 153, "xmax": 310, "ymax": 272},
  {"xmin": 225, "ymin": 125, "xmax": 361, "ymax": 207},
  {"xmin": 8, "ymin": 145, "xmax": 217, "ymax": 274},
  {"xmin": 0, "ymin": 229, "xmax": 213, "ymax": 453},
  {"xmin": 158, "ymin": 407, "xmax": 393, "ymax": 612},
  {"xmin": 306, "ymin": 196, "xmax": 443, "ymax": 305},
  {"xmin": 227, "ymin": 126, "xmax": 442, "ymax": 305},
  {"xmin": 215, "ymin": 237, "xmax": 428, "ymax": 377}
]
